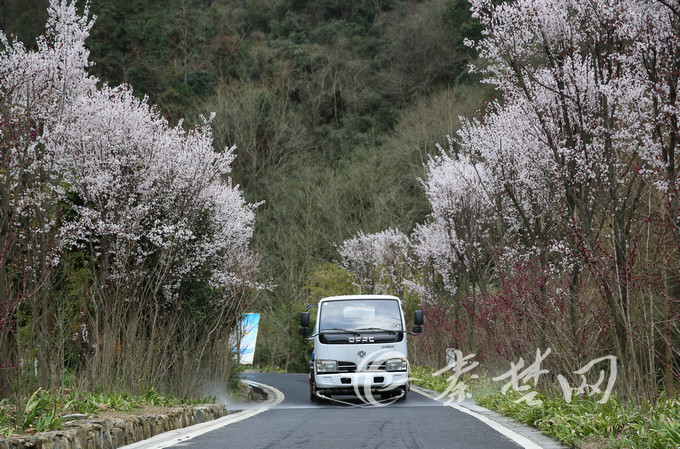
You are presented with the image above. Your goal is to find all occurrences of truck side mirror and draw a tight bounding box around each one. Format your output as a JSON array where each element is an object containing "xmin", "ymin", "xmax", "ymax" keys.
[
  {"xmin": 412, "ymin": 310, "xmax": 423, "ymax": 334},
  {"xmin": 414, "ymin": 310, "xmax": 424, "ymax": 326},
  {"xmin": 299, "ymin": 312, "xmax": 310, "ymax": 336}
]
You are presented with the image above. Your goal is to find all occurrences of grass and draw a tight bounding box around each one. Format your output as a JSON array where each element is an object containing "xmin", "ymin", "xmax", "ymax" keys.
[
  {"xmin": 0, "ymin": 388, "xmax": 216, "ymax": 438},
  {"xmin": 411, "ymin": 365, "xmax": 680, "ymax": 449}
]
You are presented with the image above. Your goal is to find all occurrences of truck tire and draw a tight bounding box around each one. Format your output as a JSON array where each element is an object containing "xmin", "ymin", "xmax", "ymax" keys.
[{"xmin": 309, "ymin": 370, "xmax": 317, "ymax": 402}]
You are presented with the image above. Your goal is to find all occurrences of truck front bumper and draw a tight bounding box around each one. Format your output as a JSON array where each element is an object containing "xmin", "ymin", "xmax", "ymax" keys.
[{"xmin": 315, "ymin": 371, "xmax": 408, "ymax": 395}]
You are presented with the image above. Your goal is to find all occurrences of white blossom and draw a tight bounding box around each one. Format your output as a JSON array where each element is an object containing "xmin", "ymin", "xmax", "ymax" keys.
[{"xmin": 1, "ymin": 0, "xmax": 259, "ymax": 308}]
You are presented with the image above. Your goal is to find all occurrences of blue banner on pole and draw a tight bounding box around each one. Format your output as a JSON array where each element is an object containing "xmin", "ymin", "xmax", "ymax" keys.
[{"xmin": 237, "ymin": 313, "xmax": 260, "ymax": 364}]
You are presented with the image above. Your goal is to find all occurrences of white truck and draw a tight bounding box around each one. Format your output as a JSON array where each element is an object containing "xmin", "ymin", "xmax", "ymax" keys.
[{"xmin": 299, "ymin": 295, "xmax": 423, "ymax": 405}]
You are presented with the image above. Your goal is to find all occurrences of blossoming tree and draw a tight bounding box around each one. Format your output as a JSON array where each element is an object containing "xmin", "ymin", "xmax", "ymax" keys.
[
  {"xmin": 0, "ymin": 0, "xmax": 259, "ymax": 395},
  {"xmin": 339, "ymin": 0, "xmax": 679, "ymax": 394},
  {"xmin": 338, "ymin": 228, "xmax": 412, "ymax": 298}
]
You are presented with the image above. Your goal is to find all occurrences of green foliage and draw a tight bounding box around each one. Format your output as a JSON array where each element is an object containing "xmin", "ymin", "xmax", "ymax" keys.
[
  {"xmin": 659, "ymin": 420, "xmax": 680, "ymax": 446},
  {"xmin": 0, "ymin": 400, "xmax": 12, "ymax": 437},
  {"xmin": 304, "ymin": 262, "xmax": 359, "ymax": 299},
  {"xmin": 237, "ymin": 0, "xmax": 274, "ymax": 35},
  {"xmin": 410, "ymin": 364, "xmax": 492, "ymax": 397},
  {"xmin": 0, "ymin": 388, "xmax": 215, "ymax": 437},
  {"xmin": 476, "ymin": 389, "xmax": 680, "ymax": 448},
  {"xmin": 409, "ymin": 365, "xmax": 453, "ymax": 393},
  {"xmin": 412, "ymin": 364, "xmax": 680, "ymax": 448},
  {"xmin": 18, "ymin": 389, "xmax": 61, "ymax": 432},
  {"xmin": 0, "ymin": 0, "xmax": 47, "ymax": 47},
  {"xmin": 252, "ymin": 365, "xmax": 286, "ymax": 374}
]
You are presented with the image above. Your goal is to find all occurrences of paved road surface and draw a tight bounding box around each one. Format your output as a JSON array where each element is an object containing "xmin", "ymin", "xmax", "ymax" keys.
[{"xmin": 123, "ymin": 372, "xmax": 567, "ymax": 449}]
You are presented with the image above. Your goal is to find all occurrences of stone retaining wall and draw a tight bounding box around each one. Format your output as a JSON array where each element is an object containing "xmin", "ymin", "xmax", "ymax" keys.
[{"xmin": 0, "ymin": 403, "xmax": 228, "ymax": 449}]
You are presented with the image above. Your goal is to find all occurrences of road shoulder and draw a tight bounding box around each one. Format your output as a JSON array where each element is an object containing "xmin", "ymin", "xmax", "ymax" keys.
[{"xmin": 411, "ymin": 385, "xmax": 569, "ymax": 449}]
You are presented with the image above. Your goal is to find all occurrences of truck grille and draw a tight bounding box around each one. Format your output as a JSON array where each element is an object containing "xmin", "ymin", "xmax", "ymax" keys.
[
  {"xmin": 337, "ymin": 361, "xmax": 387, "ymax": 372},
  {"xmin": 338, "ymin": 361, "xmax": 356, "ymax": 373}
]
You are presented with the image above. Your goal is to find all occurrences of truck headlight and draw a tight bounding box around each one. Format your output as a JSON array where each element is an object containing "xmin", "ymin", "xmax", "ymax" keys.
[
  {"xmin": 316, "ymin": 359, "xmax": 338, "ymax": 373},
  {"xmin": 385, "ymin": 358, "xmax": 407, "ymax": 372}
]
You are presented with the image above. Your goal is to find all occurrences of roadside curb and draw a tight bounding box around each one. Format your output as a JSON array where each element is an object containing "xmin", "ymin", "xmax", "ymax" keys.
[
  {"xmin": 119, "ymin": 380, "xmax": 284, "ymax": 449},
  {"xmin": 239, "ymin": 379, "xmax": 284, "ymax": 406},
  {"xmin": 0, "ymin": 382, "xmax": 272, "ymax": 449},
  {"xmin": 411, "ymin": 385, "xmax": 569, "ymax": 449}
]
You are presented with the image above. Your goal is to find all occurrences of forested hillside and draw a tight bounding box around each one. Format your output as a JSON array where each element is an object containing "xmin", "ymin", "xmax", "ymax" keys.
[{"xmin": 1, "ymin": 0, "xmax": 487, "ymax": 376}]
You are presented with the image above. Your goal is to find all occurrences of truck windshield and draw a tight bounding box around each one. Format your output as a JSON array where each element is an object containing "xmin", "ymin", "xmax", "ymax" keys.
[{"xmin": 319, "ymin": 299, "xmax": 403, "ymax": 332}]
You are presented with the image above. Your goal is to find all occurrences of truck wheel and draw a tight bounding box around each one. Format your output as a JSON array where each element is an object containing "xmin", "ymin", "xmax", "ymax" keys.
[{"xmin": 310, "ymin": 380, "xmax": 317, "ymax": 402}]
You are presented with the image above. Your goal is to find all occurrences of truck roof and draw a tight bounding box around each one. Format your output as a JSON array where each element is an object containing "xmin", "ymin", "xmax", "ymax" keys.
[{"xmin": 318, "ymin": 294, "xmax": 401, "ymax": 303}]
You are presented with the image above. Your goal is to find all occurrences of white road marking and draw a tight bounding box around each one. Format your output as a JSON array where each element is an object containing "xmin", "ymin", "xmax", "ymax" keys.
[
  {"xmin": 120, "ymin": 380, "xmax": 284, "ymax": 449},
  {"xmin": 121, "ymin": 379, "xmax": 544, "ymax": 449},
  {"xmin": 411, "ymin": 386, "xmax": 543, "ymax": 449}
]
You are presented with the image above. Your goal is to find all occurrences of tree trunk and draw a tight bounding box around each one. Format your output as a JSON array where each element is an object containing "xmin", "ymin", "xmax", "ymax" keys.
[
  {"xmin": 665, "ymin": 271, "xmax": 678, "ymax": 396},
  {"xmin": 602, "ymin": 284, "xmax": 630, "ymax": 393},
  {"xmin": 0, "ymin": 331, "xmax": 14, "ymax": 398}
]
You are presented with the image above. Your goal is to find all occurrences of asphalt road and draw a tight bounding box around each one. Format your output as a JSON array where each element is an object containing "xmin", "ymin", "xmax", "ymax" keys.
[{"xmin": 123, "ymin": 372, "xmax": 567, "ymax": 449}]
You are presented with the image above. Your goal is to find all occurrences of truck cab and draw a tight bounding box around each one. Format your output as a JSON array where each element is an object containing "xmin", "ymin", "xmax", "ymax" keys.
[{"xmin": 300, "ymin": 295, "xmax": 423, "ymax": 405}]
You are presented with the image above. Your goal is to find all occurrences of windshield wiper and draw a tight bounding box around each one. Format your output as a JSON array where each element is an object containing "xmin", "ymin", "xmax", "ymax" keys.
[
  {"xmin": 355, "ymin": 327, "xmax": 400, "ymax": 334},
  {"xmin": 318, "ymin": 328, "xmax": 360, "ymax": 335}
]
